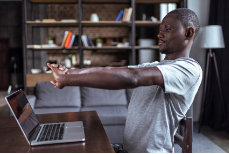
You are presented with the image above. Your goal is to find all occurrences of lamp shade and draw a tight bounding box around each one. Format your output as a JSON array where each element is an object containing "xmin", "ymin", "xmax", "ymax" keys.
[{"xmin": 200, "ymin": 25, "xmax": 225, "ymax": 49}]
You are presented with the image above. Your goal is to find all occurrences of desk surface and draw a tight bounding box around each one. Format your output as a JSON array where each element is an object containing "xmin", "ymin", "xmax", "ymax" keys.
[{"xmin": 0, "ymin": 111, "xmax": 114, "ymax": 153}]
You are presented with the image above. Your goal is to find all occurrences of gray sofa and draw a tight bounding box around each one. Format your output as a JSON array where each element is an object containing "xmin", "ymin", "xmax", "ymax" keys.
[{"xmin": 26, "ymin": 82, "xmax": 134, "ymax": 144}]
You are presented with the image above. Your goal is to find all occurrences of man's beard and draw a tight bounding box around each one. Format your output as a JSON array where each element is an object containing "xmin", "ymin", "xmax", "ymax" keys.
[
  {"xmin": 159, "ymin": 47, "xmax": 170, "ymax": 54},
  {"xmin": 159, "ymin": 46, "xmax": 175, "ymax": 55}
]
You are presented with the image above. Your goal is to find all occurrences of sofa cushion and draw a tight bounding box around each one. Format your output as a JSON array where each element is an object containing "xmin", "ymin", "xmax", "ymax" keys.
[
  {"xmin": 34, "ymin": 107, "xmax": 81, "ymax": 114},
  {"xmin": 35, "ymin": 82, "xmax": 81, "ymax": 107},
  {"xmin": 126, "ymin": 88, "xmax": 134, "ymax": 104},
  {"xmin": 80, "ymin": 106, "xmax": 127, "ymax": 125},
  {"xmin": 26, "ymin": 95, "xmax": 36, "ymax": 109},
  {"xmin": 81, "ymin": 87, "xmax": 127, "ymax": 106},
  {"xmin": 103, "ymin": 125, "xmax": 125, "ymax": 144}
]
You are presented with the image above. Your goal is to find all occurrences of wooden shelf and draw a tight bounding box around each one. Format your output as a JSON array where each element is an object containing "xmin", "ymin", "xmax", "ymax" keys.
[
  {"xmin": 84, "ymin": 62, "xmax": 125, "ymax": 67},
  {"xmin": 135, "ymin": 21, "xmax": 161, "ymax": 26},
  {"xmin": 26, "ymin": 74, "xmax": 54, "ymax": 87},
  {"xmin": 29, "ymin": 0, "xmax": 131, "ymax": 4},
  {"xmin": 81, "ymin": 21, "xmax": 130, "ymax": 27},
  {"xmin": 84, "ymin": 46, "xmax": 159, "ymax": 50},
  {"xmin": 82, "ymin": 0, "xmax": 130, "ymax": 4},
  {"xmin": 27, "ymin": 46, "xmax": 159, "ymax": 50},
  {"xmin": 26, "ymin": 21, "xmax": 78, "ymax": 27},
  {"xmin": 135, "ymin": 46, "xmax": 159, "ymax": 49},
  {"xmin": 26, "ymin": 21, "xmax": 161, "ymax": 27},
  {"xmin": 29, "ymin": 0, "xmax": 77, "ymax": 3},
  {"xmin": 83, "ymin": 46, "xmax": 132, "ymax": 50},
  {"xmin": 29, "ymin": 0, "xmax": 180, "ymax": 4},
  {"xmin": 27, "ymin": 46, "xmax": 79, "ymax": 50},
  {"xmin": 136, "ymin": 0, "xmax": 180, "ymax": 3},
  {"xmin": 82, "ymin": 21, "xmax": 161, "ymax": 27}
]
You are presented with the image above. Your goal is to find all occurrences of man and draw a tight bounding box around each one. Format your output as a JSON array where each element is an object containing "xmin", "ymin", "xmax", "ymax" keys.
[{"xmin": 46, "ymin": 8, "xmax": 202, "ymax": 153}]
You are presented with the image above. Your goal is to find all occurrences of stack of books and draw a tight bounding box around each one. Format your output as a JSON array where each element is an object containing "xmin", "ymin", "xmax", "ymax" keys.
[
  {"xmin": 60, "ymin": 31, "xmax": 79, "ymax": 48},
  {"xmin": 61, "ymin": 32, "xmax": 94, "ymax": 48},
  {"xmin": 81, "ymin": 35, "xmax": 94, "ymax": 47},
  {"xmin": 115, "ymin": 7, "xmax": 133, "ymax": 22}
]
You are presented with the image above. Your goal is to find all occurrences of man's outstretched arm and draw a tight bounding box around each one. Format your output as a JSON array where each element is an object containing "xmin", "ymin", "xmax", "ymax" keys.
[
  {"xmin": 46, "ymin": 63, "xmax": 127, "ymax": 75},
  {"xmin": 47, "ymin": 63, "xmax": 164, "ymax": 90}
]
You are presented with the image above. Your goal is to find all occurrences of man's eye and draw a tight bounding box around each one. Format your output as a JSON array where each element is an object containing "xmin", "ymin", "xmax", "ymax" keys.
[{"xmin": 166, "ymin": 29, "xmax": 171, "ymax": 31}]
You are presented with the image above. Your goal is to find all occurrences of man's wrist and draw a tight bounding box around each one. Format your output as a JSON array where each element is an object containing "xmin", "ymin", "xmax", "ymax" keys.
[{"xmin": 57, "ymin": 74, "xmax": 67, "ymax": 87}]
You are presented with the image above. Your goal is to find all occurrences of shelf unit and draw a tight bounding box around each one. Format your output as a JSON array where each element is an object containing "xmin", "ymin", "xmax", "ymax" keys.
[{"xmin": 23, "ymin": 0, "xmax": 186, "ymax": 90}]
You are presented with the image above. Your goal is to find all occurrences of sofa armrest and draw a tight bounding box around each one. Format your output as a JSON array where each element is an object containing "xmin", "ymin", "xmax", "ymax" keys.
[{"xmin": 26, "ymin": 95, "xmax": 36, "ymax": 109}]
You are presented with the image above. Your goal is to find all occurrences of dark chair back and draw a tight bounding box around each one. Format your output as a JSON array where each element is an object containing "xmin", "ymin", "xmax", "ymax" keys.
[{"xmin": 174, "ymin": 117, "xmax": 192, "ymax": 153}]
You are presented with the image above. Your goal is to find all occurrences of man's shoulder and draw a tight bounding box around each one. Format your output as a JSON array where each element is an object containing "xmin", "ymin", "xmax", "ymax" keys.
[
  {"xmin": 164, "ymin": 57, "xmax": 202, "ymax": 72},
  {"xmin": 157, "ymin": 57, "xmax": 202, "ymax": 81}
]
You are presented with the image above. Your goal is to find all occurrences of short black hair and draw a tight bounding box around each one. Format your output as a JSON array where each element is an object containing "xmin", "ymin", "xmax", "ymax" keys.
[{"xmin": 168, "ymin": 8, "xmax": 200, "ymax": 39}]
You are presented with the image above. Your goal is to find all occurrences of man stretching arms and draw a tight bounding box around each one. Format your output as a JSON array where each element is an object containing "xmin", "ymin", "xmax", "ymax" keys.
[{"xmin": 47, "ymin": 8, "xmax": 202, "ymax": 153}]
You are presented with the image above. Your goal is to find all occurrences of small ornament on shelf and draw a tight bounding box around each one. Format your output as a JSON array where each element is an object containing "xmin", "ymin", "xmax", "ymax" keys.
[{"xmin": 96, "ymin": 39, "xmax": 102, "ymax": 47}]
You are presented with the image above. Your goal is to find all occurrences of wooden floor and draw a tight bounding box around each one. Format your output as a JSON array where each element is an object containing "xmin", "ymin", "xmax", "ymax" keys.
[
  {"xmin": 0, "ymin": 91, "xmax": 228, "ymax": 152},
  {"xmin": 193, "ymin": 122, "xmax": 229, "ymax": 152}
]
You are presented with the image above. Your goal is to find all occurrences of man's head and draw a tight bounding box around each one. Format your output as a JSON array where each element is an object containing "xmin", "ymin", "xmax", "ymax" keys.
[{"xmin": 158, "ymin": 8, "xmax": 200, "ymax": 55}]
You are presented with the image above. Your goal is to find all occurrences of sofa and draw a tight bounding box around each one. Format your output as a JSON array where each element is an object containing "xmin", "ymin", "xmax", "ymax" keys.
[{"xmin": 26, "ymin": 82, "xmax": 134, "ymax": 144}]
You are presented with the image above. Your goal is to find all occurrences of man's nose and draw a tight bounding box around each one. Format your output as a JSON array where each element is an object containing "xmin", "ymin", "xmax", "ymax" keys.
[{"xmin": 157, "ymin": 31, "xmax": 164, "ymax": 39}]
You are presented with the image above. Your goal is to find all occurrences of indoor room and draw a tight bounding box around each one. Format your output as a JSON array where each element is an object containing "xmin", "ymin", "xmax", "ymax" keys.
[{"xmin": 0, "ymin": 0, "xmax": 229, "ymax": 153}]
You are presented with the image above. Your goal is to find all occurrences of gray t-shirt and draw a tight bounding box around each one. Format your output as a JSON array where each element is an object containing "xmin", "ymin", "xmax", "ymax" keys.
[{"xmin": 123, "ymin": 57, "xmax": 202, "ymax": 153}]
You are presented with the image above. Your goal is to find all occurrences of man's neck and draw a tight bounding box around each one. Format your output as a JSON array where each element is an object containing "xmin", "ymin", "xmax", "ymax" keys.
[{"xmin": 164, "ymin": 43, "xmax": 192, "ymax": 60}]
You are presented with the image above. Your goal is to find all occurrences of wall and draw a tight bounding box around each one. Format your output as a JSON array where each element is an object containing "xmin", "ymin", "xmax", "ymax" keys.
[
  {"xmin": 0, "ymin": 1, "xmax": 23, "ymax": 89},
  {"xmin": 188, "ymin": 0, "xmax": 211, "ymax": 122}
]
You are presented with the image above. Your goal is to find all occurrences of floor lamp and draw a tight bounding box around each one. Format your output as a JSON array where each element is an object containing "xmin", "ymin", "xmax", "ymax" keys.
[{"xmin": 198, "ymin": 25, "xmax": 226, "ymax": 133}]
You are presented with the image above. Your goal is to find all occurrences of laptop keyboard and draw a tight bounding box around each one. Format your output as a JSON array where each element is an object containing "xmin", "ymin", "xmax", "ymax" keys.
[{"xmin": 37, "ymin": 124, "xmax": 65, "ymax": 142}]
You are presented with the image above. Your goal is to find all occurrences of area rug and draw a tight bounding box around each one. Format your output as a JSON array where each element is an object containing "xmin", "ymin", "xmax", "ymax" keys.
[{"xmin": 174, "ymin": 131, "xmax": 226, "ymax": 153}]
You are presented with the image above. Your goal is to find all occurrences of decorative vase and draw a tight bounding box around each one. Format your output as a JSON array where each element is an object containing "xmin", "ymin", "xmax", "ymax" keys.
[{"xmin": 90, "ymin": 13, "xmax": 99, "ymax": 22}]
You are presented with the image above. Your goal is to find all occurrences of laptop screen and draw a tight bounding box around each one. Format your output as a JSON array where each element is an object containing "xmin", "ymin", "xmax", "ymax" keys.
[{"xmin": 6, "ymin": 90, "xmax": 39, "ymax": 139}]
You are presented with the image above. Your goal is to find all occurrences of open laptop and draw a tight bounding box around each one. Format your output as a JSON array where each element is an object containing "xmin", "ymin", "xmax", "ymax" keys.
[{"xmin": 5, "ymin": 89, "xmax": 85, "ymax": 146}]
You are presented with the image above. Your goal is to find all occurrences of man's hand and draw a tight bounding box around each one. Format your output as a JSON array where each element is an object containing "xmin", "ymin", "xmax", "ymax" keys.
[
  {"xmin": 47, "ymin": 63, "xmax": 67, "ymax": 89},
  {"xmin": 45, "ymin": 63, "xmax": 69, "ymax": 74}
]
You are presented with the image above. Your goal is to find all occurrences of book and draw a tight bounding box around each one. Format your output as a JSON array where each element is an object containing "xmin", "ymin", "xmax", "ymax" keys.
[
  {"xmin": 125, "ymin": 8, "xmax": 129, "ymax": 21},
  {"xmin": 126, "ymin": 8, "xmax": 133, "ymax": 22},
  {"xmin": 72, "ymin": 35, "xmax": 79, "ymax": 46},
  {"xmin": 122, "ymin": 8, "xmax": 128, "ymax": 21},
  {"xmin": 67, "ymin": 33, "xmax": 73, "ymax": 47},
  {"xmin": 71, "ymin": 35, "xmax": 83, "ymax": 47},
  {"xmin": 60, "ymin": 31, "xmax": 66, "ymax": 46},
  {"xmin": 86, "ymin": 36, "xmax": 90, "ymax": 47},
  {"xmin": 115, "ymin": 10, "xmax": 124, "ymax": 21},
  {"xmin": 70, "ymin": 35, "xmax": 75, "ymax": 47},
  {"xmin": 60, "ymin": 31, "xmax": 69, "ymax": 48},
  {"xmin": 81, "ymin": 35, "xmax": 88, "ymax": 47},
  {"xmin": 88, "ymin": 38, "xmax": 95, "ymax": 46},
  {"xmin": 65, "ymin": 32, "xmax": 73, "ymax": 48}
]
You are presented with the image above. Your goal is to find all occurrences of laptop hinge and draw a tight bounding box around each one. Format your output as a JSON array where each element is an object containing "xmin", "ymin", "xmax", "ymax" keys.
[{"xmin": 28, "ymin": 124, "xmax": 41, "ymax": 143}]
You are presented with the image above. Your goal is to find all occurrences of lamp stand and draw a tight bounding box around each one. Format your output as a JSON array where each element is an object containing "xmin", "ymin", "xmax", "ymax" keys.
[{"xmin": 198, "ymin": 49, "xmax": 227, "ymax": 133}]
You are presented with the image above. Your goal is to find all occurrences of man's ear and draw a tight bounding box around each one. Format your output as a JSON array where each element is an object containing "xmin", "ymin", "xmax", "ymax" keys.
[{"xmin": 185, "ymin": 27, "xmax": 195, "ymax": 39}]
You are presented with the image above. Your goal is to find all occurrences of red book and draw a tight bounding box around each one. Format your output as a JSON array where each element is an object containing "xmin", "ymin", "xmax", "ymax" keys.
[{"xmin": 65, "ymin": 32, "xmax": 73, "ymax": 48}]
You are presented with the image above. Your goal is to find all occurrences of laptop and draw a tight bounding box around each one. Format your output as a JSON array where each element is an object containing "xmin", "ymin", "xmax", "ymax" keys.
[{"xmin": 5, "ymin": 89, "xmax": 85, "ymax": 146}]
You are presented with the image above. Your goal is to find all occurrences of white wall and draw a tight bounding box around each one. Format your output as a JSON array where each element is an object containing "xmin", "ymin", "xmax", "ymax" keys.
[{"xmin": 188, "ymin": 0, "xmax": 211, "ymax": 122}]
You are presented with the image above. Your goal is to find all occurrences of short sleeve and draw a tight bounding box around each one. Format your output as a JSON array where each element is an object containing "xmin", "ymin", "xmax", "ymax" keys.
[
  {"xmin": 156, "ymin": 60, "xmax": 202, "ymax": 95},
  {"xmin": 128, "ymin": 61, "xmax": 159, "ymax": 68}
]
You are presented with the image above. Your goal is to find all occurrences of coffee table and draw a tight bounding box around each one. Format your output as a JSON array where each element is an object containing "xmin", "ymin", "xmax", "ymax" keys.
[{"xmin": 0, "ymin": 111, "xmax": 114, "ymax": 153}]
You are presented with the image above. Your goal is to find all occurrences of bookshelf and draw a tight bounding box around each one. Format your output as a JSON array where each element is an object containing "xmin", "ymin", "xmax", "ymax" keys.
[{"xmin": 23, "ymin": 0, "xmax": 186, "ymax": 90}]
